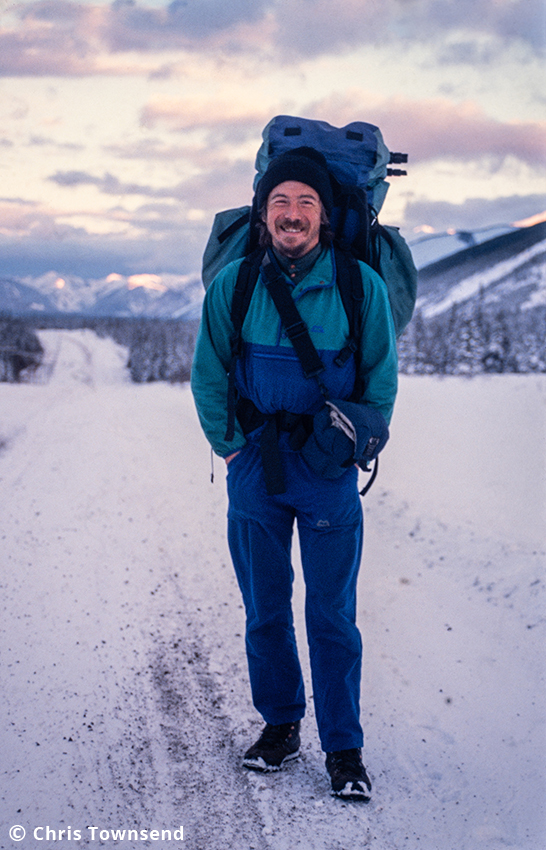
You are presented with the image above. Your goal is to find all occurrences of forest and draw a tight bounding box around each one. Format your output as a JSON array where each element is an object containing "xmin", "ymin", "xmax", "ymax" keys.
[
  {"xmin": 397, "ymin": 301, "xmax": 545, "ymax": 375},
  {"xmin": 1, "ymin": 299, "xmax": 544, "ymax": 384},
  {"xmin": 0, "ymin": 314, "xmax": 199, "ymax": 384}
]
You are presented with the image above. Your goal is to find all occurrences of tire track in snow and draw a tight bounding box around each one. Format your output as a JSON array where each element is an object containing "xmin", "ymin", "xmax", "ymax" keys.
[{"xmin": 143, "ymin": 633, "xmax": 270, "ymax": 849}]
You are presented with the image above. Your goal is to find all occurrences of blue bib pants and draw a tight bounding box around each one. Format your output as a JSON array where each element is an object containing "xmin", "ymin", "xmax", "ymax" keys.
[{"xmin": 227, "ymin": 432, "xmax": 364, "ymax": 753}]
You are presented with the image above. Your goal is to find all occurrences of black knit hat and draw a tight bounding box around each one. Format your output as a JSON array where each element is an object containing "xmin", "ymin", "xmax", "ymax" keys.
[{"xmin": 255, "ymin": 147, "xmax": 334, "ymax": 215}]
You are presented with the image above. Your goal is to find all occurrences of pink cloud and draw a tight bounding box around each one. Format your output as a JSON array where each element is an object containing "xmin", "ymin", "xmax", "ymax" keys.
[
  {"xmin": 139, "ymin": 97, "xmax": 272, "ymax": 134},
  {"xmin": 307, "ymin": 92, "xmax": 546, "ymax": 167},
  {"xmin": 0, "ymin": 2, "xmax": 103, "ymax": 75}
]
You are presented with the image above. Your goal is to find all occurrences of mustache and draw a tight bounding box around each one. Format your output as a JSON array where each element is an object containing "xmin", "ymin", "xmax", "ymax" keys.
[{"xmin": 278, "ymin": 216, "xmax": 307, "ymax": 228}]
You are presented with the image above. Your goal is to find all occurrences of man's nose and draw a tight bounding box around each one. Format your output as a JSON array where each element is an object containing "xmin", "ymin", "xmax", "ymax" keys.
[{"xmin": 285, "ymin": 200, "xmax": 302, "ymax": 217}]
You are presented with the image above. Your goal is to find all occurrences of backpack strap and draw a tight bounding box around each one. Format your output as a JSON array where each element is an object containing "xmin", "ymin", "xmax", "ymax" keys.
[
  {"xmin": 332, "ymin": 247, "xmax": 364, "ymax": 401},
  {"xmin": 218, "ymin": 209, "xmax": 250, "ymax": 244},
  {"xmin": 260, "ymin": 250, "xmax": 328, "ymax": 392},
  {"xmin": 225, "ymin": 248, "xmax": 264, "ymax": 441},
  {"xmin": 246, "ymin": 249, "xmax": 330, "ymax": 495},
  {"xmin": 226, "ymin": 245, "xmax": 364, "ymax": 440}
]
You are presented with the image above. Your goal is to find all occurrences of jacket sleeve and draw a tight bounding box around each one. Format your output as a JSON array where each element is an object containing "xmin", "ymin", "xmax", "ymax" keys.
[
  {"xmin": 357, "ymin": 262, "xmax": 399, "ymax": 425},
  {"xmin": 190, "ymin": 262, "xmax": 248, "ymax": 457}
]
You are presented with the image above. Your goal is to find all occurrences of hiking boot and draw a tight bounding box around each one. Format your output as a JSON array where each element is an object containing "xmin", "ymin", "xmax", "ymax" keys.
[
  {"xmin": 326, "ymin": 748, "xmax": 372, "ymax": 801},
  {"xmin": 243, "ymin": 721, "xmax": 301, "ymax": 771}
]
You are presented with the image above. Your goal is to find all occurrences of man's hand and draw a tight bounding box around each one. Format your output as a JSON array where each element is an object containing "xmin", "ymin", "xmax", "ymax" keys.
[{"xmin": 224, "ymin": 451, "xmax": 241, "ymax": 465}]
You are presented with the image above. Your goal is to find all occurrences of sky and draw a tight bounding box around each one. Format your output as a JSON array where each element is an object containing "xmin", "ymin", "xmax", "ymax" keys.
[{"xmin": 0, "ymin": 0, "xmax": 545, "ymax": 279}]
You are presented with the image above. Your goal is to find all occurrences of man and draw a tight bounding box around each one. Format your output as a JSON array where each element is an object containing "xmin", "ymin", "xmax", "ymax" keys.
[{"xmin": 191, "ymin": 148, "xmax": 398, "ymax": 801}]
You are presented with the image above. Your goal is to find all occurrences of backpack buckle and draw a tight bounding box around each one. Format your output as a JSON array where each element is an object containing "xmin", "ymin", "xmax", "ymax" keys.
[{"xmin": 334, "ymin": 338, "xmax": 357, "ymax": 367}]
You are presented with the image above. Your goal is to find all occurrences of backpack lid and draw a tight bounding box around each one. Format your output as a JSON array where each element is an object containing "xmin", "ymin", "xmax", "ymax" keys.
[{"xmin": 254, "ymin": 115, "xmax": 392, "ymax": 212}]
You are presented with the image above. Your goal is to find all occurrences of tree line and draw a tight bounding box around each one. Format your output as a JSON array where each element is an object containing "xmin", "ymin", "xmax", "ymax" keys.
[
  {"xmin": 397, "ymin": 301, "xmax": 545, "ymax": 375},
  {"xmin": 1, "ymin": 300, "xmax": 544, "ymax": 384},
  {"xmin": 0, "ymin": 314, "xmax": 199, "ymax": 384}
]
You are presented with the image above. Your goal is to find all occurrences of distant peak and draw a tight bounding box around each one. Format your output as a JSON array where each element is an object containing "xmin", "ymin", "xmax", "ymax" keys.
[{"xmin": 512, "ymin": 210, "xmax": 546, "ymax": 228}]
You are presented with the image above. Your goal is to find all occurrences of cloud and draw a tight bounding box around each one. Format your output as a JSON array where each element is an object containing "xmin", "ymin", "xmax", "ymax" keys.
[
  {"xmin": 0, "ymin": 1, "xmax": 102, "ymax": 76},
  {"xmin": 105, "ymin": 0, "xmax": 272, "ymax": 50},
  {"xmin": 138, "ymin": 97, "xmax": 275, "ymax": 152},
  {"xmin": 0, "ymin": 197, "xmax": 207, "ymax": 277},
  {"xmin": 48, "ymin": 170, "xmax": 166, "ymax": 196},
  {"xmin": 0, "ymin": 230, "xmax": 181, "ymax": 277},
  {"xmin": 139, "ymin": 97, "xmax": 262, "ymax": 132},
  {"xmin": 417, "ymin": 0, "xmax": 545, "ymax": 55},
  {"xmin": 101, "ymin": 0, "xmax": 546, "ymax": 60},
  {"xmin": 261, "ymin": 0, "xmax": 543, "ymax": 60},
  {"xmin": 28, "ymin": 135, "xmax": 85, "ymax": 151},
  {"xmin": 0, "ymin": 0, "xmax": 542, "ymax": 77},
  {"xmin": 0, "ymin": 0, "xmax": 275, "ymax": 76},
  {"xmin": 307, "ymin": 91, "xmax": 546, "ymax": 168},
  {"xmin": 173, "ymin": 159, "xmax": 256, "ymax": 210},
  {"xmin": 47, "ymin": 154, "xmax": 256, "ymax": 213},
  {"xmin": 103, "ymin": 139, "xmax": 197, "ymax": 161},
  {"xmin": 402, "ymin": 193, "xmax": 546, "ymax": 234},
  {"xmin": 1, "ymin": 186, "xmax": 544, "ymax": 280},
  {"xmin": 0, "ymin": 198, "xmax": 87, "ymax": 240}
]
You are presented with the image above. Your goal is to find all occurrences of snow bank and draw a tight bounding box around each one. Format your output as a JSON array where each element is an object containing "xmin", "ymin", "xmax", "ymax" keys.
[
  {"xmin": 0, "ymin": 331, "xmax": 544, "ymax": 850},
  {"xmin": 383, "ymin": 374, "xmax": 546, "ymax": 550}
]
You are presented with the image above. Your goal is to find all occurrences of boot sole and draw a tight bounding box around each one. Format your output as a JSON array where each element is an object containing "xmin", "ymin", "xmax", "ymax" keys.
[
  {"xmin": 331, "ymin": 780, "xmax": 372, "ymax": 802},
  {"xmin": 242, "ymin": 749, "xmax": 300, "ymax": 772}
]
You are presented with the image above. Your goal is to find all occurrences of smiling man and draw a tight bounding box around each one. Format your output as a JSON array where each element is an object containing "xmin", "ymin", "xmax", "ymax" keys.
[
  {"xmin": 263, "ymin": 181, "xmax": 323, "ymax": 257},
  {"xmin": 191, "ymin": 147, "xmax": 398, "ymax": 801}
]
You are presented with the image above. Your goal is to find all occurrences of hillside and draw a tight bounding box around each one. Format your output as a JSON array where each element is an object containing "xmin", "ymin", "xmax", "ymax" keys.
[
  {"xmin": 416, "ymin": 221, "xmax": 546, "ymax": 316},
  {"xmin": 398, "ymin": 221, "xmax": 546, "ymax": 375}
]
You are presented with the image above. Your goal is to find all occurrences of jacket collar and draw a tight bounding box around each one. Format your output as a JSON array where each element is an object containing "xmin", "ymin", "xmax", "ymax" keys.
[{"xmin": 271, "ymin": 243, "xmax": 323, "ymax": 285}]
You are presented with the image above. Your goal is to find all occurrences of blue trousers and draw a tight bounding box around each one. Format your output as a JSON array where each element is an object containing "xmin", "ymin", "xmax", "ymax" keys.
[{"xmin": 227, "ymin": 434, "xmax": 364, "ymax": 753}]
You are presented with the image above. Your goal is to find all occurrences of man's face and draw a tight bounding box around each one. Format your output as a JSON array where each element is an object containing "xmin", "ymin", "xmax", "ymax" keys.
[{"xmin": 264, "ymin": 180, "xmax": 322, "ymax": 258}]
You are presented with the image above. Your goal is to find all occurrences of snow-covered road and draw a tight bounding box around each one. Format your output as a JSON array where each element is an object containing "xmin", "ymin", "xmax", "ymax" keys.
[{"xmin": 1, "ymin": 330, "xmax": 544, "ymax": 850}]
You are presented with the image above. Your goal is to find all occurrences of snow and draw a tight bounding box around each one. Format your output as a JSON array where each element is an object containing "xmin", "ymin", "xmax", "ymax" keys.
[
  {"xmin": 1, "ymin": 330, "xmax": 545, "ymax": 850},
  {"xmin": 409, "ymin": 227, "xmax": 517, "ymax": 271},
  {"xmin": 420, "ymin": 238, "xmax": 546, "ymax": 317}
]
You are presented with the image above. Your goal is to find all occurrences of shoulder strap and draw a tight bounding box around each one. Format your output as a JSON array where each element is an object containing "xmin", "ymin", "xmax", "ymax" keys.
[
  {"xmin": 260, "ymin": 251, "xmax": 326, "ymax": 386},
  {"xmin": 332, "ymin": 248, "xmax": 364, "ymax": 402},
  {"xmin": 230, "ymin": 247, "xmax": 264, "ymax": 336},
  {"xmin": 224, "ymin": 248, "xmax": 264, "ymax": 441},
  {"xmin": 218, "ymin": 209, "xmax": 250, "ymax": 244},
  {"xmin": 225, "ymin": 246, "xmax": 364, "ymax": 437}
]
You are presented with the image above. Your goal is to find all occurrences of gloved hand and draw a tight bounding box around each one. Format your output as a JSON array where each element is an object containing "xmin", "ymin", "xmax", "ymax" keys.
[{"xmin": 301, "ymin": 399, "xmax": 389, "ymax": 479}]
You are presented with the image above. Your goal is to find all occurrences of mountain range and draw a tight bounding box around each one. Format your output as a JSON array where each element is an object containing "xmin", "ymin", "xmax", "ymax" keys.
[
  {"xmin": 0, "ymin": 270, "xmax": 203, "ymax": 321},
  {"xmin": 412, "ymin": 220, "xmax": 546, "ymax": 319},
  {"xmin": 1, "ymin": 220, "xmax": 545, "ymax": 322}
]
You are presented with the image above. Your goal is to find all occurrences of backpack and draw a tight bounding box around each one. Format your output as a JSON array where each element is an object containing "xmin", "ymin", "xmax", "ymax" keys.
[
  {"xmin": 201, "ymin": 116, "xmax": 418, "ymax": 494},
  {"xmin": 202, "ymin": 114, "xmax": 417, "ymax": 338}
]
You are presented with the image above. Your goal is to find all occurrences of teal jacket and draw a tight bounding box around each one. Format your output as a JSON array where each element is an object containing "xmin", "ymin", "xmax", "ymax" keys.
[{"xmin": 191, "ymin": 246, "xmax": 398, "ymax": 458}]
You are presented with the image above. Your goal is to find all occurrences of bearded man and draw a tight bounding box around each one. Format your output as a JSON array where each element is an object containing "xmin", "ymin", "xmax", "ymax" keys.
[{"xmin": 191, "ymin": 148, "xmax": 398, "ymax": 801}]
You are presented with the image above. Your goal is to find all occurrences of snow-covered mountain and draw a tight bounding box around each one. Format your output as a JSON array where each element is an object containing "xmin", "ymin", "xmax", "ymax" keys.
[
  {"xmin": 408, "ymin": 224, "xmax": 518, "ymax": 270},
  {"xmin": 2, "ymin": 220, "xmax": 545, "ymax": 324},
  {"xmin": 0, "ymin": 270, "xmax": 204, "ymax": 320},
  {"xmin": 0, "ymin": 277, "xmax": 57, "ymax": 315},
  {"xmin": 414, "ymin": 221, "xmax": 546, "ymax": 319}
]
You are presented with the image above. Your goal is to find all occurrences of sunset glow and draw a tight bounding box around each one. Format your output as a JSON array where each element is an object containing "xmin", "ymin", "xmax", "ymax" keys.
[
  {"xmin": 0, "ymin": 0, "xmax": 543, "ymax": 279},
  {"xmin": 127, "ymin": 274, "xmax": 167, "ymax": 292}
]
